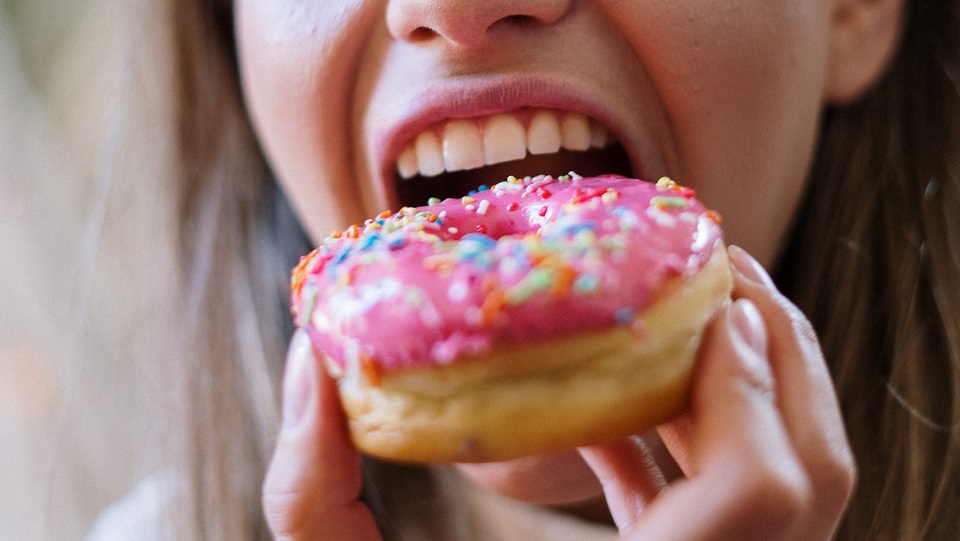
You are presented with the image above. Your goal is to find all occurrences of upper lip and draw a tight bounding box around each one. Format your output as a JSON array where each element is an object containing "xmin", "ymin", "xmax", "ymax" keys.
[{"xmin": 375, "ymin": 74, "xmax": 644, "ymax": 191}]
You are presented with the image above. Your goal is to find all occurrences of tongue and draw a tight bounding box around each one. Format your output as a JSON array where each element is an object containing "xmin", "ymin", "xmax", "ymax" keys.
[{"xmin": 396, "ymin": 145, "xmax": 632, "ymax": 207}]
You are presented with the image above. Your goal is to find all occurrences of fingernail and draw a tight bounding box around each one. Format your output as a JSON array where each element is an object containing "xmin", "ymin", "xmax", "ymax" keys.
[
  {"xmin": 728, "ymin": 245, "xmax": 775, "ymax": 289},
  {"xmin": 728, "ymin": 298, "xmax": 768, "ymax": 357},
  {"xmin": 282, "ymin": 329, "xmax": 316, "ymax": 429}
]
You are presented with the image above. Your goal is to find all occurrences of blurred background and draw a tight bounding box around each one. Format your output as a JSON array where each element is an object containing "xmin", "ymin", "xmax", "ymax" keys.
[{"xmin": 1, "ymin": 1, "xmax": 153, "ymax": 538}]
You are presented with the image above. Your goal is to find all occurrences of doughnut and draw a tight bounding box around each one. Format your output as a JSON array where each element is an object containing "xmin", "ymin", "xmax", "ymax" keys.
[{"xmin": 290, "ymin": 174, "xmax": 731, "ymax": 463}]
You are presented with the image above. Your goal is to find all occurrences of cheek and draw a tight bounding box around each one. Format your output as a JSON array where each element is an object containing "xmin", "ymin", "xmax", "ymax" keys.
[
  {"xmin": 235, "ymin": 0, "xmax": 381, "ymax": 241},
  {"xmin": 352, "ymin": 21, "xmax": 398, "ymax": 212},
  {"xmin": 604, "ymin": 1, "xmax": 833, "ymax": 264}
]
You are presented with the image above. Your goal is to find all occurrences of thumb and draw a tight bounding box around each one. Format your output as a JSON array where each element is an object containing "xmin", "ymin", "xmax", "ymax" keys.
[{"xmin": 262, "ymin": 329, "xmax": 382, "ymax": 541}]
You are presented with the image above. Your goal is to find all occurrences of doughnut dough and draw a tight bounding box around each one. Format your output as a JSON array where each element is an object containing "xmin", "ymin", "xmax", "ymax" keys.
[{"xmin": 335, "ymin": 243, "xmax": 731, "ymax": 463}]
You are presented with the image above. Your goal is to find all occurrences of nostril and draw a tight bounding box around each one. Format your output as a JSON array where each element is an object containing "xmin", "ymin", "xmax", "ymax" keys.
[
  {"xmin": 410, "ymin": 26, "xmax": 438, "ymax": 42},
  {"xmin": 498, "ymin": 14, "xmax": 537, "ymax": 27}
]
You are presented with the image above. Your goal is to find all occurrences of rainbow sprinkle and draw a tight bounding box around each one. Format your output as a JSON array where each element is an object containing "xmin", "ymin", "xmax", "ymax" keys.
[{"xmin": 290, "ymin": 173, "xmax": 724, "ymax": 370}]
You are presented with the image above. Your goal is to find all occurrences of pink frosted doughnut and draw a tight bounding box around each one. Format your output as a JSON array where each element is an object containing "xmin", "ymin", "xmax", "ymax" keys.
[{"xmin": 291, "ymin": 174, "xmax": 731, "ymax": 463}]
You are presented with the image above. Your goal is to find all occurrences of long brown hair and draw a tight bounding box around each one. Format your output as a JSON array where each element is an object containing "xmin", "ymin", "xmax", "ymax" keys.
[
  {"xmin": 146, "ymin": 0, "xmax": 298, "ymax": 537},
  {"xmin": 140, "ymin": 1, "xmax": 462, "ymax": 538},
  {"xmin": 119, "ymin": 0, "xmax": 960, "ymax": 538},
  {"xmin": 780, "ymin": 0, "xmax": 960, "ymax": 537}
]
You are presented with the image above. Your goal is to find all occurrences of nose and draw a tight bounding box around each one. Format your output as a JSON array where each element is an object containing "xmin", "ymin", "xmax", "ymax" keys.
[{"xmin": 387, "ymin": 0, "xmax": 573, "ymax": 50}]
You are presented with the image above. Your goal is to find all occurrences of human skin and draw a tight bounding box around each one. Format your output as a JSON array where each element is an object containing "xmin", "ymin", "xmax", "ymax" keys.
[
  {"xmin": 238, "ymin": 0, "xmax": 828, "ymax": 266},
  {"xmin": 238, "ymin": 0, "xmax": 902, "ymax": 538}
]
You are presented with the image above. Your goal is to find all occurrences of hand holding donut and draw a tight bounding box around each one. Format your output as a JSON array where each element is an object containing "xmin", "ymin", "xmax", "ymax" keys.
[
  {"xmin": 580, "ymin": 246, "xmax": 856, "ymax": 540},
  {"xmin": 262, "ymin": 246, "xmax": 855, "ymax": 540},
  {"xmin": 264, "ymin": 175, "xmax": 854, "ymax": 539}
]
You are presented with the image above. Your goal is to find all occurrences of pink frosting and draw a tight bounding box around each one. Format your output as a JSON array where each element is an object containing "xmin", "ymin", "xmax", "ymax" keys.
[{"xmin": 291, "ymin": 174, "xmax": 723, "ymax": 373}]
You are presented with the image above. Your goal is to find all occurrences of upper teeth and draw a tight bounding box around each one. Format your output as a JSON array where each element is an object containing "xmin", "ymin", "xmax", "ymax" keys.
[{"xmin": 396, "ymin": 109, "xmax": 614, "ymax": 179}]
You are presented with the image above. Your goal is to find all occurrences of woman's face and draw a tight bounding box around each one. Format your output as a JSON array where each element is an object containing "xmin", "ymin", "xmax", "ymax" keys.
[
  {"xmin": 236, "ymin": 0, "xmax": 835, "ymax": 267},
  {"xmin": 236, "ymin": 0, "xmax": 836, "ymax": 506}
]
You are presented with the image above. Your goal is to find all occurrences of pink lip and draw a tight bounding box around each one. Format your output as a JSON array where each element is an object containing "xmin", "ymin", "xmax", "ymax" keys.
[{"xmin": 375, "ymin": 74, "xmax": 644, "ymax": 200}]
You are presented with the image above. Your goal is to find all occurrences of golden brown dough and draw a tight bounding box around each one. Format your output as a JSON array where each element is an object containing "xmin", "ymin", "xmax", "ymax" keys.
[{"xmin": 335, "ymin": 244, "xmax": 731, "ymax": 463}]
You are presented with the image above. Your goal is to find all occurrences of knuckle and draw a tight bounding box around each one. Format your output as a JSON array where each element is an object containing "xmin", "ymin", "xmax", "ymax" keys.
[
  {"xmin": 787, "ymin": 310, "xmax": 823, "ymax": 360},
  {"xmin": 770, "ymin": 291, "xmax": 820, "ymax": 349},
  {"xmin": 750, "ymin": 281, "xmax": 819, "ymax": 345},
  {"xmin": 809, "ymin": 445, "xmax": 858, "ymax": 516},
  {"xmin": 735, "ymin": 356, "xmax": 777, "ymax": 399},
  {"xmin": 762, "ymin": 468, "xmax": 810, "ymax": 517},
  {"xmin": 765, "ymin": 291, "xmax": 832, "ymax": 370},
  {"xmin": 735, "ymin": 456, "xmax": 812, "ymax": 534},
  {"xmin": 262, "ymin": 488, "xmax": 311, "ymax": 539}
]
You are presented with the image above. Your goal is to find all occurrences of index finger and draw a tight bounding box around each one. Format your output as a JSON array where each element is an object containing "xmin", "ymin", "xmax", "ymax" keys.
[{"xmin": 727, "ymin": 246, "xmax": 856, "ymax": 535}]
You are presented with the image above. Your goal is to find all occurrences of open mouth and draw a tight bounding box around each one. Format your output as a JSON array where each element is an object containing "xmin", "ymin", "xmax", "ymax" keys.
[{"xmin": 393, "ymin": 107, "xmax": 633, "ymax": 207}]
